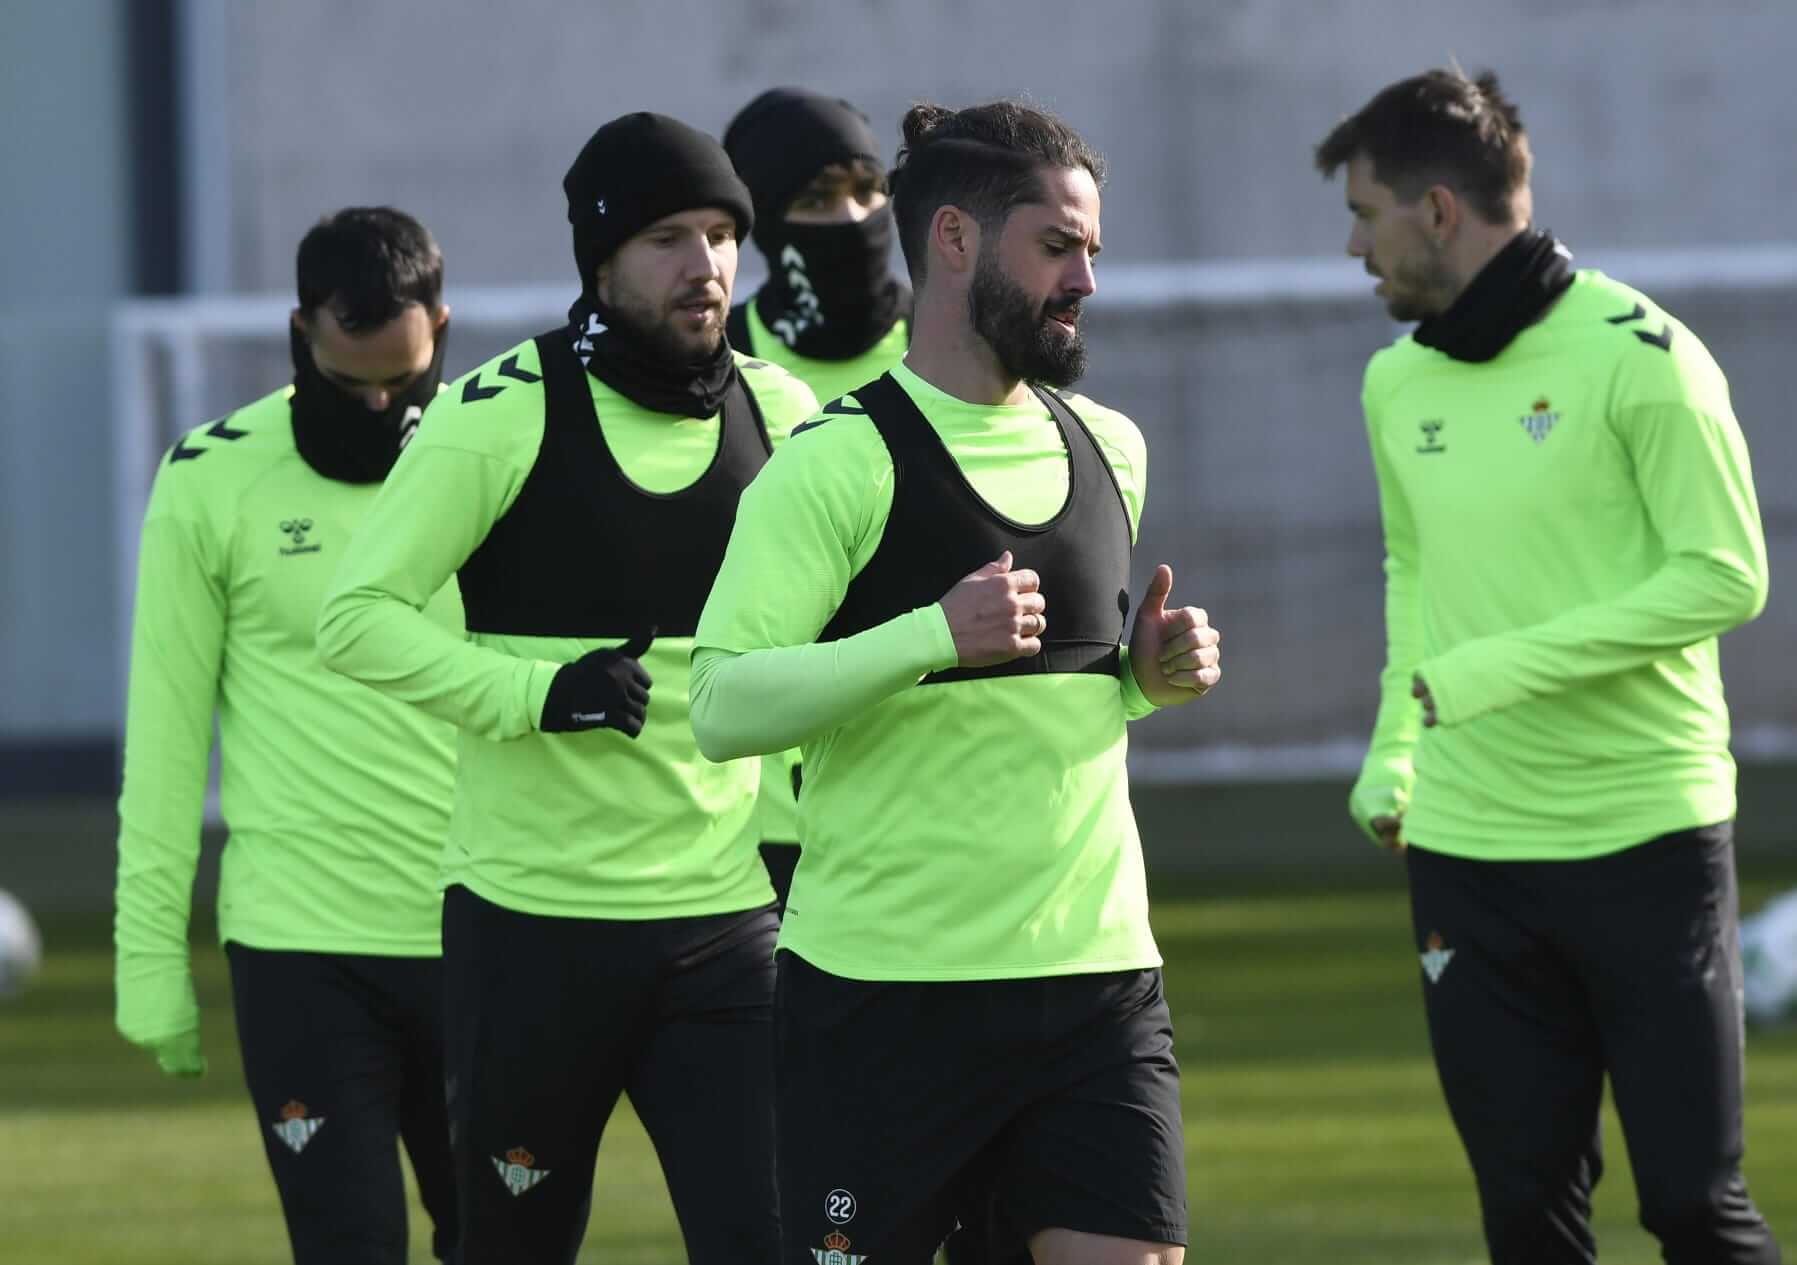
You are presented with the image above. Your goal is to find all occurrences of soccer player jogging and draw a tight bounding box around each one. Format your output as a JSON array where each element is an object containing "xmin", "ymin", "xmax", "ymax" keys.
[
  {"xmin": 316, "ymin": 114, "xmax": 817, "ymax": 1265},
  {"xmin": 1317, "ymin": 70, "xmax": 1780, "ymax": 1265},
  {"xmin": 722, "ymin": 85, "xmax": 913, "ymax": 909},
  {"xmin": 692, "ymin": 101, "xmax": 1221, "ymax": 1265},
  {"xmin": 114, "ymin": 208, "xmax": 461, "ymax": 1265}
]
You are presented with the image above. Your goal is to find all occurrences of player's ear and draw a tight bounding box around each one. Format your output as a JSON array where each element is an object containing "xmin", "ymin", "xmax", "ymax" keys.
[
  {"xmin": 1424, "ymin": 185, "xmax": 1459, "ymax": 243},
  {"xmin": 932, "ymin": 205, "xmax": 976, "ymax": 277},
  {"xmin": 432, "ymin": 304, "xmax": 451, "ymax": 332},
  {"xmin": 290, "ymin": 307, "xmax": 310, "ymax": 335}
]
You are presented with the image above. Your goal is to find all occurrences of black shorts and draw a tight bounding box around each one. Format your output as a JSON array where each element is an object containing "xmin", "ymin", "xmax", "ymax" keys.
[
  {"xmin": 442, "ymin": 885, "xmax": 780, "ymax": 1265},
  {"xmin": 775, "ymin": 952, "xmax": 1187, "ymax": 1263},
  {"xmin": 759, "ymin": 841, "xmax": 800, "ymax": 913},
  {"xmin": 226, "ymin": 944, "xmax": 457, "ymax": 1265}
]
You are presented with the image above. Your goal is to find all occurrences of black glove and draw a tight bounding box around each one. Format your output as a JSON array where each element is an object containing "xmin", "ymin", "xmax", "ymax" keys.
[{"xmin": 539, "ymin": 629, "xmax": 654, "ymax": 737}]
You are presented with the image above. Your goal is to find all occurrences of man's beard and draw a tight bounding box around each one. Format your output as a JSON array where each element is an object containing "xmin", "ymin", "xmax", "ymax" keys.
[
  {"xmin": 601, "ymin": 278, "xmax": 726, "ymax": 368},
  {"xmin": 1376, "ymin": 247, "xmax": 1458, "ymax": 322},
  {"xmin": 967, "ymin": 250, "xmax": 1087, "ymax": 388}
]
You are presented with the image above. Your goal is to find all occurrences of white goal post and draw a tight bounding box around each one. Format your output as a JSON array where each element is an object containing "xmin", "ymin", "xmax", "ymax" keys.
[{"xmin": 111, "ymin": 247, "xmax": 1797, "ymax": 784}]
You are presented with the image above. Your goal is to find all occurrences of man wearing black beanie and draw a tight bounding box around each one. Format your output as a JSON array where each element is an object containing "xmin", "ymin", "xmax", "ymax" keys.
[
  {"xmin": 723, "ymin": 87, "xmax": 913, "ymax": 907},
  {"xmin": 318, "ymin": 111, "xmax": 818, "ymax": 1265},
  {"xmin": 723, "ymin": 87, "xmax": 911, "ymax": 393}
]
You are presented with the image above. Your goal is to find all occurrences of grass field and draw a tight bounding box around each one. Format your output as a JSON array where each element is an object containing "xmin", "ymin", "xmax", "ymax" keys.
[{"xmin": 3, "ymin": 868, "xmax": 1794, "ymax": 1264}]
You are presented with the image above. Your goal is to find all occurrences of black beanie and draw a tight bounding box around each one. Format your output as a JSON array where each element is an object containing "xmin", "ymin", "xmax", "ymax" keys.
[
  {"xmin": 564, "ymin": 112, "xmax": 754, "ymax": 292},
  {"xmin": 722, "ymin": 88, "xmax": 885, "ymax": 254}
]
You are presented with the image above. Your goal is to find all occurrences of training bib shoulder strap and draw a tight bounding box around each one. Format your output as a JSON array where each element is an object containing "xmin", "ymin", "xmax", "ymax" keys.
[
  {"xmin": 818, "ymin": 372, "xmax": 1131, "ymax": 683},
  {"xmin": 457, "ymin": 329, "xmax": 770, "ymax": 638}
]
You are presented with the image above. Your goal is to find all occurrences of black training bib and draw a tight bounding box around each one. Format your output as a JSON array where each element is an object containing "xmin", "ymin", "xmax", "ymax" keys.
[
  {"xmin": 458, "ymin": 330, "xmax": 771, "ymax": 638},
  {"xmin": 818, "ymin": 372, "xmax": 1132, "ymax": 683}
]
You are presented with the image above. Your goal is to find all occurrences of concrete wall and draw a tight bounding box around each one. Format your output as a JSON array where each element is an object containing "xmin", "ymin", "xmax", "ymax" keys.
[
  {"xmin": 215, "ymin": 0, "xmax": 1796, "ymax": 291},
  {"xmin": 4, "ymin": 0, "xmax": 1794, "ymax": 753},
  {"xmin": 0, "ymin": 2, "xmax": 134, "ymax": 743}
]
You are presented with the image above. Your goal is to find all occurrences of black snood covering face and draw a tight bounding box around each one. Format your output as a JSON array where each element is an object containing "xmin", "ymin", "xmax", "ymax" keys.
[
  {"xmin": 289, "ymin": 321, "xmax": 448, "ymax": 484},
  {"xmin": 724, "ymin": 86, "xmax": 908, "ymax": 359},
  {"xmin": 753, "ymin": 206, "xmax": 907, "ymax": 358}
]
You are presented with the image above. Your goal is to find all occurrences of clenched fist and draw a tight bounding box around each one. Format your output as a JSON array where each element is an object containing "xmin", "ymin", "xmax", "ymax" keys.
[{"xmin": 939, "ymin": 551, "xmax": 1047, "ymax": 669}]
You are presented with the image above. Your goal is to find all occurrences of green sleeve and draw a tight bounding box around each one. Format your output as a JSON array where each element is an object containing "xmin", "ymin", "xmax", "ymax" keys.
[
  {"xmin": 1423, "ymin": 399, "xmax": 1767, "ymax": 728},
  {"xmin": 1350, "ymin": 371, "xmax": 1424, "ymax": 838},
  {"xmin": 1118, "ymin": 648, "xmax": 1159, "ymax": 721},
  {"xmin": 740, "ymin": 355, "xmax": 822, "ymax": 447},
  {"xmin": 114, "ymin": 475, "xmax": 225, "ymax": 1047},
  {"xmin": 316, "ymin": 441, "xmax": 558, "ymax": 739},
  {"xmin": 692, "ymin": 418, "xmax": 956, "ymax": 757},
  {"xmin": 691, "ymin": 609, "xmax": 955, "ymax": 760},
  {"xmin": 695, "ymin": 597, "xmax": 1157, "ymax": 756}
]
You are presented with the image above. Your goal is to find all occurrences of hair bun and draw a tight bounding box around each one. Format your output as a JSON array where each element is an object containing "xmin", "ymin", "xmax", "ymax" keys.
[{"xmin": 900, "ymin": 103, "xmax": 956, "ymax": 149}]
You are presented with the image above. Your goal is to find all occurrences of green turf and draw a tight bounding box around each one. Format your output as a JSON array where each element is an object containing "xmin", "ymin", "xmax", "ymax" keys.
[{"xmin": 3, "ymin": 869, "xmax": 1793, "ymax": 1263}]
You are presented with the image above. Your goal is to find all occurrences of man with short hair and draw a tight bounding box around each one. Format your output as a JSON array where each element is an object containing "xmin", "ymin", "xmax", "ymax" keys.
[
  {"xmin": 693, "ymin": 99, "xmax": 1219, "ymax": 1265},
  {"xmin": 115, "ymin": 206, "xmax": 461, "ymax": 1264},
  {"xmin": 1317, "ymin": 68, "xmax": 1779, "ymax": 1265},
  {"xmin": 317, "ymin": 113, "xmax": 817, "ymax": 1265},
  {"xmin": 722, "ymin": 85, "xmax": 912, "ymax": 906}
]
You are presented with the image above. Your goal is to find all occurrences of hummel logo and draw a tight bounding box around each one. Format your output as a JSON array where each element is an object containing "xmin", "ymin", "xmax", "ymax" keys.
[
  {"xmin": 574, "ymin": 312, "xmax": 608, "ymax": 364},
  {"xmin": 572, "ymin": 711, "xmax": 608, "ymax": 724},
  {"xmin": 279, "ymin": 518, "xmax": 321, "ymax": 556},
  {"xmin": 397, "ymin": 404, "xmax": 424, "ymax": 450},
  {"xmin": 772, "ymin": 244, "xmax": 824, "ymax": 346},
  {"xmin": 1420, "ymin": 931, "xmax": 1456, "ymax": 984},
  {"xmin": 595, "ymin": 198, "xmax": 606, "ymax": 215},
  {"xmin": 460, "ymin": 354, "xmax": 544, "ymax": 404},
  {"xmin": 1416, "ymin": 419, "xmax": 1446, "ymax": 454},
  {"xmin": 1604, "ymin": 302, "xmax": 1673, "ymax": 352},
  {"xmin": 168, "ymin": 412, "xmax": 249, "ymax": 462}
]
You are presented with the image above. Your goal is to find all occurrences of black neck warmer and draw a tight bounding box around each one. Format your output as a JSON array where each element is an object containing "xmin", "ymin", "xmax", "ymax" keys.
[
  {"xmin": 1413, "ymin": 227, "xmax": 1575, "ymax": 363},
  {"xmin": 289, "ymin": 322, "xmax": 447, "ymax": 483},
  {"xmin": 752, "ymin": 206, "xmax": 909, "ymax": 360},
  {"xmin": 567, "ymin": 293, "xmax": 738, "ymax": 419},
  {"xmin": 724, "ymin": 87, "xmax": 907, "ymax": 359}
]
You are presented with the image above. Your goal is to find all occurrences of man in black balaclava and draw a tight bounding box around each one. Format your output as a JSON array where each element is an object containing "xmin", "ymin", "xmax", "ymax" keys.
[
  {"xmin": 318, "ymin": 113, "xmax": 820, "ymax": 1265},
  {"xmin": 723, "ymin": 87, "xmax": 914, "ymax": 915},
  {"xmin": 116, "ymin": 207, "xmax": 464, "ymax": 1265},
  {"xmin": 723, "ymin": 87, "xmax": 911, "ymax": 391}
]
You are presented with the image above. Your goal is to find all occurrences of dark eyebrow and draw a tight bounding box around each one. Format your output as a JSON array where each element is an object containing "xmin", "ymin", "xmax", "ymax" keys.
[{"xmin": 1046, "ymin": 225, "xmax": 1101, "ymax": 256}]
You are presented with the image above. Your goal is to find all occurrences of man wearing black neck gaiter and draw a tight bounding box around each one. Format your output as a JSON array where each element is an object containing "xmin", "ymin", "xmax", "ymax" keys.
[
  {"xmin": 117, "ymin": 207, "xmax": 463, "ymax": 1265},
  {"xmin": 723, "ymin": 87, "xmax": 914, "ymax": 909},
  {"xmin": 318, "ymin": 113, "xmax": 819, "ymax": 1265},
  {"xmin": 723, "ymin": 87, "xmax": 911, "ymax": 388},
  {"xmin": 1316, "ymin": 69, "xmax": 1776, "ymax": 1265}
]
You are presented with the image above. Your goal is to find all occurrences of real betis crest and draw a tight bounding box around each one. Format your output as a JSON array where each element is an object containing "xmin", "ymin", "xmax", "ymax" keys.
[
  {"xmin": 493, "ymin": 1146, "xmax": 551, "ymax": 1197},
  {"xmin": 811, "ymin": 1231, "xmax": 869, "ymax": 1265},
  {"xmin": 1520, "ymin": 397, "xmax": 1560, "ymax": 444},
  {"xmin": 271, "ymin": 1100, "xmax": 324, "ymax": 1155},
  {"xmin": 1420, "ymin": 931, "xmax": 1456, "ymax": 984}
]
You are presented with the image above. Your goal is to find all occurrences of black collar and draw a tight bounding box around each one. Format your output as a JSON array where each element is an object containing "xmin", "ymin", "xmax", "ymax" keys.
[{"xmin": 1413, "ymin": 228, "xmax": 1574, "ymax": 363}]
